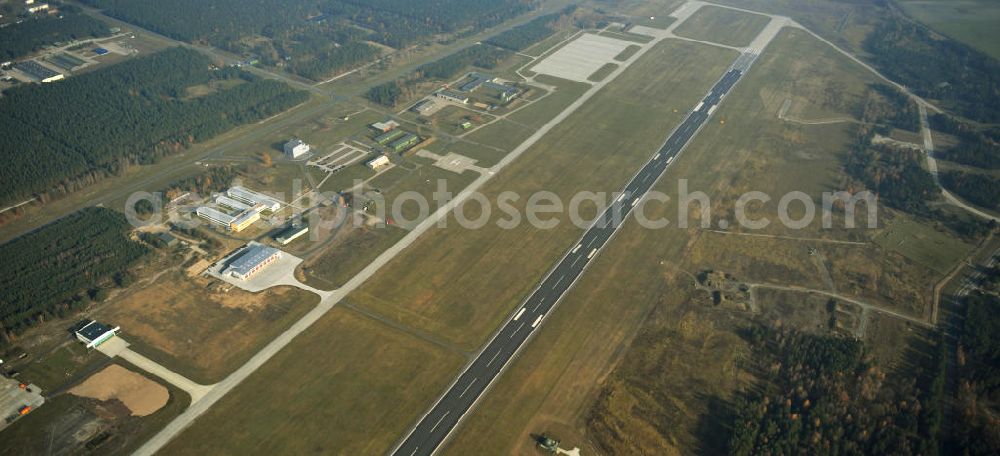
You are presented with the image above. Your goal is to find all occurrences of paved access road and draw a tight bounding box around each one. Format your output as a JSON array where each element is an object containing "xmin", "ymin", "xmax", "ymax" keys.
[{"xmin": 392, "ymin": 53, "xmax": 758, "ymax": 456}]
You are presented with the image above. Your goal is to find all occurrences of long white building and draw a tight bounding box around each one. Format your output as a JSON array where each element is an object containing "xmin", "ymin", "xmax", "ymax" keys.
[
  {"xmin": 215, "ymin": 195, "xmax": 252, "ymax": 211},
  {"xmin": 227, "ymin": 186, "xmax": 282, "ymax": 212},
  {"xmin": 196, "ymin": 207, "xmax": 236, "ymax": 226}
]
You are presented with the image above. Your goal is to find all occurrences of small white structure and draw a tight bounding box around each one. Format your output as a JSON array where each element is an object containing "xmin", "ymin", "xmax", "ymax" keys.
[
  {"xmin": 27, "ymin": 3, "xmax": 49, "ymax": 13},
  {"xmin": 227, "ymin": 186, "xmax": 282, "ymax": 212},
  {"xmin": 197, "ymin": 206, "xmax": 236, "ymax": 226},
  {"xmin": 75, "ymin": 320, "xmax": 120, "ymax": 349},
  {"xmin": 367, "ymin": 155, "xmax": 391, "ymax": 170},
  {"xmin": 283, "ymin": 139, "xmax": 310, "ymax": 159},
  {"xmin": 223, "ymin": 243, "xmax": 281, "ymax": 280},
  {"xmin": 436, "ymin": 89, "xmax": 469, "ymax": 104},
  {"xmin": 274, "ymin": 224, "xmax": 309, "ymax": 245}
]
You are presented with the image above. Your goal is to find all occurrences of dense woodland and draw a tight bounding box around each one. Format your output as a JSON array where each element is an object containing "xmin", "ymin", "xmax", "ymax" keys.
[
  {"xmin": 949, "ymin": 291, "xmax": 1000, "ymax": 454},
  {"xmin": 82, "ymin": 0, "xmax": 535, "ymax": 79},
  {"xmin": 729, "ymin": 326, "xmax": 946, "ymax": 455},
  {"xmin": 485, "ymin": 6, "xmax": 576, "ymax": 51},
  {"xmin": 930, "ymin": 114, "xmax": 1000, "ymax": 170},
  {"xmin": 0, "ymin": 47, "xmax": 308, "ymax": 206},
  {"xmin": 861, "ymin": 83, "xmax": 920, "ymax": 133},
  {"xmin": 939, "ymin": 171, "xmax": 1000, "ymax": 211},
  {"xmin": 845, "ymin": 131, "xmax": 939, "ymax": 213},
  {"xmin": 0, "ymin": 207, "xmax": 148, "ymax": 344},
  {"xmin": 865, "ymin": 13, "xmax": 1000, "ymax": 123},
  {"xmin": 0, "ymin": 5, "xmax": 111, "ymax": 61}
]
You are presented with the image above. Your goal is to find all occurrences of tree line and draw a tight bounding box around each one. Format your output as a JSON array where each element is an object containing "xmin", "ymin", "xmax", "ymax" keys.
[
  {"xmin": 729, "ymin": 325, "xmax": 946, "ymax": 455},
  {"xmin": 485, "ymin": 6, "xmax": 577, "ymax": 51},
  {"xmin": 864, "ymin": 13, "xmax": 1000, "ymax": 123},
  {"xmin": 930, "ymin": 113, "xmax": 1000, "ymax": 169},
  {"xmin": 0, "ymin": 207, "xmax": 148, "ymax": 345},
  {"xmin": 950, "ymin": 291, "xmax": 1000, "ymax": 455},
  {"xmin": 939, "ymin": 171, "xmax": 1000, "ymax": 210},
  {"xmin": 0, "ymin": 47, "xmax": 308, "ymax": 206},
  {"xmin": 0, "ymin": 5, "xmax": 111, "ymax": 61}
]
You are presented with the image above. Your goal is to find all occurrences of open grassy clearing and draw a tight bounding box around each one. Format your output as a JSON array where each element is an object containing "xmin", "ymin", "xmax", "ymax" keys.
[
  {"xmin": 15, "ymin": 342, "xmax": 107, "ymax": 392},
  {"xmin": 873, "ymin": 213, "xmax": 974, "ymax": 274},
  {"xmin": 587, "ymin": 62, "xmax": 619, "ymax": 82},
  {"xmin": 94, "ymin": 273, "xmax": 319, "ymax": 384},
  {"xmin": 506, "ymin": 76, "xmax": 590, "ymax": 128},
  {"xmin": 458, "ymin": 119, "xmax": 536, "ymax": 165},
  {"xmin": 898, "ymin": 0, "xmax": 1000, "ymax": 60},
  {"xmin": 0, "ymin": 361, "xmax": 189, "ymax": 456},
  {"xmin": 160, "ymin": 307, "xmax": 464, "ymax": 455},
  {"xmin": 368, "ymin": 165, "xmax": 480, "ymax": 227},
  {"xmin": 673, "ymin": 5, "xmax": 772, "ymax": 47},
  {"xmin": 614, "ymin": 44, "xmax": 642, "ymax": 61},
  {"xmin": 349, "ymin": 39, "xmax": 737, "ymax": 351},
  {"xmin": 299, "ymin": 224, "xmax": 408, "ymax": 290},
  {"xmin": 445, "ymin": 27, "xmax": 963, "ymax": 454},
  {"xmin": 633, "ymin": 14, "xmax": 678, "ymax": 30}
]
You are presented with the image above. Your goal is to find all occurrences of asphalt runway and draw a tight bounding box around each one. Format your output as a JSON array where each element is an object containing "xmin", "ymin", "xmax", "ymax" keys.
[{"xmin": 392, "ymin": 51, "xmax": 759, "ymax": 456}]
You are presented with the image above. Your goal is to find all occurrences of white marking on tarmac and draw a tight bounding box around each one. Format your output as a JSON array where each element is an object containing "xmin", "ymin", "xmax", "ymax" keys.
[
  {"xmin": 429, "ymin": 411, "xmax": 450, "ymax": 433},
  {"xmin": 513, "ymin": 308, "xmax": 526, "ymax": 321},
  {"xmin": 571, "ymin": 243, "xmax": 581, "ymax": 254},
  {"xmin": 510, "ymin": 322, "xmax": 525, "ymax": 338},
  {"xmin": 588, "ymin": 248, "xmax": 597, "ymax": 259},
  {"xmin": 459, "ymin": 378, "xmax": 478, "ymax": 398},
  {"xmin": 487, "ymin": 349, "xmax": 502, "ymax": 366},
  {"xmin": 667, "ymin": 156, "xmax": 674, "ymax": 164},
  {"xmin": 532, "ymin": 315, "xmax": 544, "ymax": 328}
]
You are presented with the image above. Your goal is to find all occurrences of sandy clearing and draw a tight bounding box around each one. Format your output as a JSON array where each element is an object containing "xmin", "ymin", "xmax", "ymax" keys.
[{"xmin": 69, "ymin": 364, "xmax": 169, "ymax": 417}]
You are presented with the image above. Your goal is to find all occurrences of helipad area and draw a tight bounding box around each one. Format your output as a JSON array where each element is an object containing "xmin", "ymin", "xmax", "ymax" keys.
[{"xmin": 530, "ymin": 33, "xmax": 633, "ymax": 82}]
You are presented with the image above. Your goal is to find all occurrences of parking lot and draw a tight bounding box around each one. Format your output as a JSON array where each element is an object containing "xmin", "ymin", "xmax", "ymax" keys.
[{"xmin": 0, "ymin": 376, "xmax": 44, "ymax": 432}]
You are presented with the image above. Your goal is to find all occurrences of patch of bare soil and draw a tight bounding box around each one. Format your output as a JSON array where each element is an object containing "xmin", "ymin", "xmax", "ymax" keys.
[{"xmin": 69, "ymin": 365, "xmax": 168, "ymax": 417}]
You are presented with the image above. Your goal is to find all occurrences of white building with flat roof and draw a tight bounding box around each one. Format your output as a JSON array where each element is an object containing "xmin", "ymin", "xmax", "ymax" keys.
[
  {"xmin": 366, "ymin": 155, "xmax": 391, "ymax": 170},
  {"xmin": 284, "ymin": 139, "xmax": 310, "ymax": 159},
  {"xmin": 223, "ymin": 243, "xmax": 281, "ymax": 280},
  {"xmin": 215, "ymin": 195, "xmax": 252, "ymax": 211},
  {"xmin": 75, "ymin": 320, "xmax": 120, "ymax": 349},
  {"xmin": 197, "ymin": 206, "xmax": 236, "ymax": 226},
  {"xmin": 227, "ymin": 186, "xmax": 282, "ymax": 212}
]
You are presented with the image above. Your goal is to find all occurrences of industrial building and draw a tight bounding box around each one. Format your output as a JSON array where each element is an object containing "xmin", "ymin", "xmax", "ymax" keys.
[
  {"xmin": 197, "ymin": 206, "xmax": 236, "ymax": 226},
  {"xmin": 223, "ymin": 243, "xmax": 281, "ymax": 280},
  {"xmin": 370, "ymin": 120, "xmax": 399, "ymax": 132},
  {"xmin": 215, "ymin": 194, "xmax": 252, "ymax": 212},
  {"xmin": 436, "ymin": 89, "xmax": 469, "ymax": 104},
  {"xmin": 284, "ymin": 139, "xmax": 310, "ymax": 159},
  {"xmin": 459, "ymin": 72, "xmax": 494, "ymax": 92},
  {"xmin": 389, "ymin": 133, "xmax": 420, "ymax": 153},
  {"xmin": 227, "ymin": 186, "xmax": 282, "ymax": 212},
  {"xmin": 230, "ymin": 209, "xmax": 261, "ymax": 232},
  {"xmin": 367, "ymin": 155, "xmax": 391, "ymax": 170},
  {"xmin": 74, "ymin": 320, "xmax": 120, "ymax": 349},
  {"xmin": 411, "ymin": 100, "xmax": 435, "ymax": 115},
  {"xmin": 14, "ymin": 60, "xmax": 63, "ymax": 83},
  {"xmin": 274, "ymin": 224, "xmax": 309, "ymax": 245},
  {"xmin": 375, "ymin": 129, "xmax": 406, "ymax": 145},
  {"xmin": 484, "ymin": 81, "xmax": 519, "ymax": 102}
]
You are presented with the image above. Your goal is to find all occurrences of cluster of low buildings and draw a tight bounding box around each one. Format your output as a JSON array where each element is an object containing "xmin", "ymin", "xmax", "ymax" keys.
[
  {"xmin": 433, "ymin": 72, "xmax": 521, "ymax": 107},
  {"xmin": 370, "ymin": 120, "xmax": 421, "ymax": 154},
  {"xmin": 196, "ymin": 186, "xmax": 283, "ymax": 233}
]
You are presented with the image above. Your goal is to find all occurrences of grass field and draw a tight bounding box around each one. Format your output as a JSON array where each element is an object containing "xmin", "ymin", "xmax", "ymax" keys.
[
  {"xmin": 160, "ymin": 307, "xmax": 464, "ymax": 455},
  {"xmin": 898, "ymin": 0, "xmax": 1000, "ymax": 60},
  {"xmin": 94, "ymin": 274, "xmax": 319, "ymax": 384},
  {"xmin": 349, "ymin": 38, "xmax": 737, "ymax": 352},
  {"xmin": 673, "ymin": 5, "xmax": 772, "ymax": 47},
  {"xmin": 299, "ymin": 224, "xmax": 408, "ymax": 290},
  {"xmin": 460, "ymin": 119, "xmax": 536, "ymax": 165},
  {"xmin": 587, "ymin": 63, "xmax": 619, "ymax": 82},
  {"xmin": 873, "ymin": 214, "xmax": 974, "ymax": 274},
  {"xmin": 506, "ymin": 76, "xmax": 590, "ymax": 128},
  {"xmin": 443, "ymin": 27, "xmax": 964, "ymax": 454},
  {"xmin": 15, "ymin": 342, "xmax": 107, "ymax": 392},
  {"xmin": 614, "ymin": 44, "xmax": 642, "ymax": 61}
]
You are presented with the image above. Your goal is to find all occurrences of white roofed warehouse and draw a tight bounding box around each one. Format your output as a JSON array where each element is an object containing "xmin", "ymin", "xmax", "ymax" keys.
[{"xmin": 223, "ymin": 243, "xmax": 282, "ymax": 280}]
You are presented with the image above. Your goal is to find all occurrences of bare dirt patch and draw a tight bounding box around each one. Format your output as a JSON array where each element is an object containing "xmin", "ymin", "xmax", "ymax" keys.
[{"xmin": 70, "ymin": 365, "xmax": 168, "ymax": 417}]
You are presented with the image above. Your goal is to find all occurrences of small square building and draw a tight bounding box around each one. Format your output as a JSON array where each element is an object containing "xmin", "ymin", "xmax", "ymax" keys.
[
  {"xmin": 283, "ymin": 139, "xmax": 310, "ymax": 159},
  {"xmin": 75, "ymin": 320, "xmax": 120, "ymax": 349}
]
